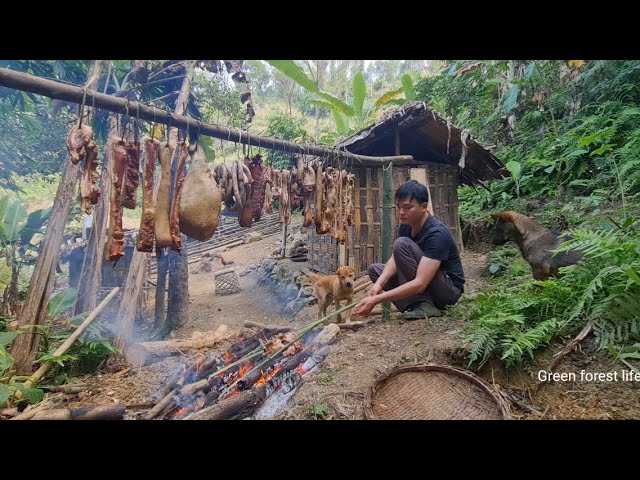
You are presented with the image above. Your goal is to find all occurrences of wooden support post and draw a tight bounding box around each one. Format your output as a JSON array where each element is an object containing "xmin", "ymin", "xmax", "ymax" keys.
[
  {"xmin": 380, "ymin": 130, "xmax": 400, "ymax": 321},
  {"xmin": 11, "ymin": 60, "xmax": 101, "ymax": 374},
  {"xmin": 281, "ymin": 223, "xmax": 288, "ymax": 259}
]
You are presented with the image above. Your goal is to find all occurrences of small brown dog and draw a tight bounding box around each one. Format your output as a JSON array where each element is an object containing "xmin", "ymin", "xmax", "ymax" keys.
[
  {"xmin": 305, "ymin": 266, "xmax": 355, "ymax": 323},
  {"xmin": 491, "ymin": 211, "xmax": 581, "ymax": 280}
]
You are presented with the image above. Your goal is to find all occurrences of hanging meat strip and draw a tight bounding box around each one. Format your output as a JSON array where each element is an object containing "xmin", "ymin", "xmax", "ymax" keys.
[
  {"xmin": 79, "ymin": 140, "xmax": 100, "ymax": 214},
  {"xmin": 66, "ymin": 124, "xmax": 94, "ymax": 165},
  {"xmin": 247, "ymin": 154, "xmax": 266, "ymax": 221},
  {"xmin": 105, "ymin": 139, "xmax": 128, "ymax": 261},
  {"xmin": 169, "ymin": 142, "xmax": 189, "ymax": 250},
  {"xmin": 336, "ymin": 170, "xmax": 347, "ymax": 244},
  {"xmin": 122, "ymin": 140, "xmax": 141, "ymax": 209},
  {"xmin": 279, "ymin": 169, "xmax": 291, "ymax": 226},
  {"xmin": 238, "ymin": 159, "xmax": 253, "ymax": 227},
  {"xmin": 314, "ymin": 162, "xmax": 324, "ymax": 232},
  {"xmin": 213, "ymin": 163, "xmax": 229, "ymax": 200},
  {"xmin": 218, "ymin": 163, "xmax": 236, "ymax": 212},
  {"xmin": 317, "ymin": 165, "xmax": 332, "ymax": 234},
  {"xmin": 345, "ymin": 172, "xmax": 355, "ymax": 226},
  {"xmin": 324, "ymin": 167, "xmax": 338, "ymax": 226},
  {"xmin": 137, "ymin": 138, "xmax": 160, "ymax": 252},
  {"xmin": 262, "ymin": 164, "xmax": 275, "ymax": 214},
  {"xmin": 302, "ymin": 160, "xmax": 316, "ymax": 227},
  {"xmin": 155, "ymin": 141, "xmax": 175, "ymax": 248}
]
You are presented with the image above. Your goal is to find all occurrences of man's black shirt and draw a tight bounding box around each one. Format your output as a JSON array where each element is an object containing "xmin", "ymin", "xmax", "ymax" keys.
[{"xmin": 397, "ymin": 215, "xmax": 465, "ymax": 292}]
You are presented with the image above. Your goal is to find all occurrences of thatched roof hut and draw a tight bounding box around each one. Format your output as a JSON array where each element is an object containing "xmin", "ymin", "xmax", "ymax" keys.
[
  {"xmin": 306, "ymin": 101, "xmax": 507, "ymax": 276},
  {"xmin": 337, "ymin": 101, "xmax": 506, "ymax": 185}
]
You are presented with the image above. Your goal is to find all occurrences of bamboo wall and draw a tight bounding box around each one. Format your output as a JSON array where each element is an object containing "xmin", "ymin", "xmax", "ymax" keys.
[{"xmin": 307, "ymin": 162, "xmax": 462, "ymax": 277}]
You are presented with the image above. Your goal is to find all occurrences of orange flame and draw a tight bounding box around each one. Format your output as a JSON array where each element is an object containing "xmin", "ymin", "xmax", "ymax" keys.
[
  {"xmin": 225, "ymin": 388, "xmax": 240, "ymax": 399},
  {"xmin": 175, "ymin": 407, "xmax": 188, "ymax": 418},
  {"xmin": 238, "ymin": 360, "xmax": 252, "ymax": 377},
  {"xmin": 227, "ymin": 360, "xmax": 254, "ymax": 384},
  {"xmin": 255, "ymin": 365, "xmax": 282, "ymax": 387},
  {"xmin": 224, "ymin": 350, "xmax": 233, "ymax": 365},
  {"xmin": 296, "ymin": 365, "xmax": 307, "ymax": 375}
]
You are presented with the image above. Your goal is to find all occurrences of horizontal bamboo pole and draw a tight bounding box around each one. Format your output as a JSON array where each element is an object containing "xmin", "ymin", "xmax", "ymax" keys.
[{"xmin": 0, "ymin": 67, "xmax": 417, "ymax": 167}]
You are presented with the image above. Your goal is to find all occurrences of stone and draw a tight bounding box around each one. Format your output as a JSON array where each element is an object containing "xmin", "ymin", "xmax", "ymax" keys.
[
  {"xmin": 261, "ymin": 259, "xmax": 276, "ymax": 274},
  {"xmin": 243, "ymin": 232, "xmax": 263, "ymax": 244}
]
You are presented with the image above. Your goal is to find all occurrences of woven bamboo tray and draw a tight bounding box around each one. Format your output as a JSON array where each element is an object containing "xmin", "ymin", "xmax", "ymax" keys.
[{"xmin": 364, "ymin": 364, "xmax": 511, "ymax": 420}]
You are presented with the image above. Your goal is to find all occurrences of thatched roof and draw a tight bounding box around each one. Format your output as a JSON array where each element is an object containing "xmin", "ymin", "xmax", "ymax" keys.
[{"xmin": 336, "ymin": 101, "xmax": 507, "ymax": 186}]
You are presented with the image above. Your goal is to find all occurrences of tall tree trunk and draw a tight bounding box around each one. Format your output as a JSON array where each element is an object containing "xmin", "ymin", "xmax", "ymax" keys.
[
  {"xmin": 156, "ymin": 60, "xmax": 196, "ymax": 335},
  {"xmin": 11, "ymin": 61, "xmax": 102, "ymax": 374},
  {"xmin": 115, "ymin": 240, "xmax": 148, "ymax": 348},
  {"xmin": 167, "ymin": 60, "xmax": 195, "ymax": 330},
  {"xmin": 154, "ymin": 253, "xmax": 168, "ymax": 329},
  {"xmin": 115, "ymin": 61, "xmax": 162, "ymax": 348},
  {"xmin": 166, "ymin": 241, "xmax": 189, "ymax": 329}
]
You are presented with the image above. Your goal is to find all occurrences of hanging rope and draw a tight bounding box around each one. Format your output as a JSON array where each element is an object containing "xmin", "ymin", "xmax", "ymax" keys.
[
  {"xmin": 194, "ymin": 119, "xmax": 202, "ymax": 151},
  {"xmin": 149, "ymin": 105, "xmax": 156, "ymax": 141},
  {"xmin": 89, "ymin": 88, "xmax": 96, "ymax": 124},
  {"xmin": 77, "ymin": 87, "xmax": 87, "ymax": 128},
  {"xmin": 121, "ymin": 98, "xmax": 131, "ymax": 142}
]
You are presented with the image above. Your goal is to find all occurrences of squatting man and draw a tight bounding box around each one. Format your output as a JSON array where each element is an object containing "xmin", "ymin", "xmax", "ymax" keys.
[{"xmin": 353, "ymin": 180, "xmax": 465, "ymax": 320}]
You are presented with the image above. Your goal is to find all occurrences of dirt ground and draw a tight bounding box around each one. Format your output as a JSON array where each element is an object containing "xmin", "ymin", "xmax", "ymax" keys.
[{"xmin": 57, "ymin": 228, "xmax": 640, "ymax": 420}]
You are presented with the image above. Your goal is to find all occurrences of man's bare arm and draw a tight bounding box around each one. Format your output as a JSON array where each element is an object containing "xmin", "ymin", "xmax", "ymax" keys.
[
  {"xmin": 354, "ymin": 257, "xmax": 442, "ymax": 317},
  {"xmin": 374, "ymin": 255, "xmax": 397, "ymax": 289}
]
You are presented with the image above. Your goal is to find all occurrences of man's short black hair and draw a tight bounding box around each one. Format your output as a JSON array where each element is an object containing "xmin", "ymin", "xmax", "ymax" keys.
[{"xmin": 395, "ymin": 179, "xmax": 429, "ymax": 204}]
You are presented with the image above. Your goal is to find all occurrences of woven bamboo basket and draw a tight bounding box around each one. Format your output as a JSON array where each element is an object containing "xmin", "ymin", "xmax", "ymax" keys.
[
  {"xmin": 214, "ymin": 268, "xmax": 241, "ymax": 296},
  {"xmin": 364, "ymin": 364, "xmax": 511, "ymax": 420}
]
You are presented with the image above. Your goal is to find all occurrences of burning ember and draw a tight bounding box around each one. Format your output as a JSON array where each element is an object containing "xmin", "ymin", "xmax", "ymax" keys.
[
  {"xmin": 145, "ymin": 323, "xmax": 340, "ymax": 420},
  {"xmin": 254, "ymin": 365, "xmax": 282, "ymax": 387}
]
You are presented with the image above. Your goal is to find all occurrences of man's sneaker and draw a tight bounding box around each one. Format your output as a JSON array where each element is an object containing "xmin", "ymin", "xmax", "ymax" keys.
[{"xmin": 402, "ymin": 301, "xmax": 442, "ymax": 320}]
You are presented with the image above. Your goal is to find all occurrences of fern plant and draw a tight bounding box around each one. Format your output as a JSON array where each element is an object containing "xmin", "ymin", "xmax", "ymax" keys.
[
  {"xmin": 458, "ymin": 220, "xmax": 640, "ymax": 369},
  {"xmin": 558, "ymin": 222, "xmax": 640, "ymax": 349}
]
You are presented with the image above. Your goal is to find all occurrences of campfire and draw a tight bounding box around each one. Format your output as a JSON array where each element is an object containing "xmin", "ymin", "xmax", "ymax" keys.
[{"xmin": 144, "ymin": 322, "xmax": 340, "ymax": 420}]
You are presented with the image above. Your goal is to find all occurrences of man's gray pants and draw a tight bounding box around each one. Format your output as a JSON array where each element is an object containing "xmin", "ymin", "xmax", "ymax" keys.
[{"xmin": 368, "ymin": 237, "xmax": 461, "ymax": 312}]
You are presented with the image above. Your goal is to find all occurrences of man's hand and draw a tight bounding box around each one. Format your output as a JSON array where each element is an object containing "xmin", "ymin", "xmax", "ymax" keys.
[
  {"xmin": 368, "ymin": 284, "xmax": 383, "ymax": 296},
  {"xmin": 353, "ymin": 295, "xmax": 379, "ymax": 317}
]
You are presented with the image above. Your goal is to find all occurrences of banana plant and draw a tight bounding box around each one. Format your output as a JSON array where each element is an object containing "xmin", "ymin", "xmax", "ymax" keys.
[
  {"xmin": 0, "ymin": 327, "xmax": 44, "ymax": 407},
  {"xmin": 0, "ymin": 194, "xmax": 50, "ymax": 314},
  {"xmin": 267, "ymin": 61, "xmax": 417, "ymax": 140},
  {"xmin": 308, "ymin": 72, "xmax": 367, "ymax": 136},
  {"xmin": 373, "ymin": 72, "xmax": 417, "ymax": 110}
]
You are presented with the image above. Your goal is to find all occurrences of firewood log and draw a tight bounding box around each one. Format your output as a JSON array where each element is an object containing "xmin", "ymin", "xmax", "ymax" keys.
[
  {"xmin": 125, "ymin": 325, "xmax": 230, "ymax": 366},
  {"xmin": 31, "ymin": 405, "xmax": 126, "ymax": 420}
]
